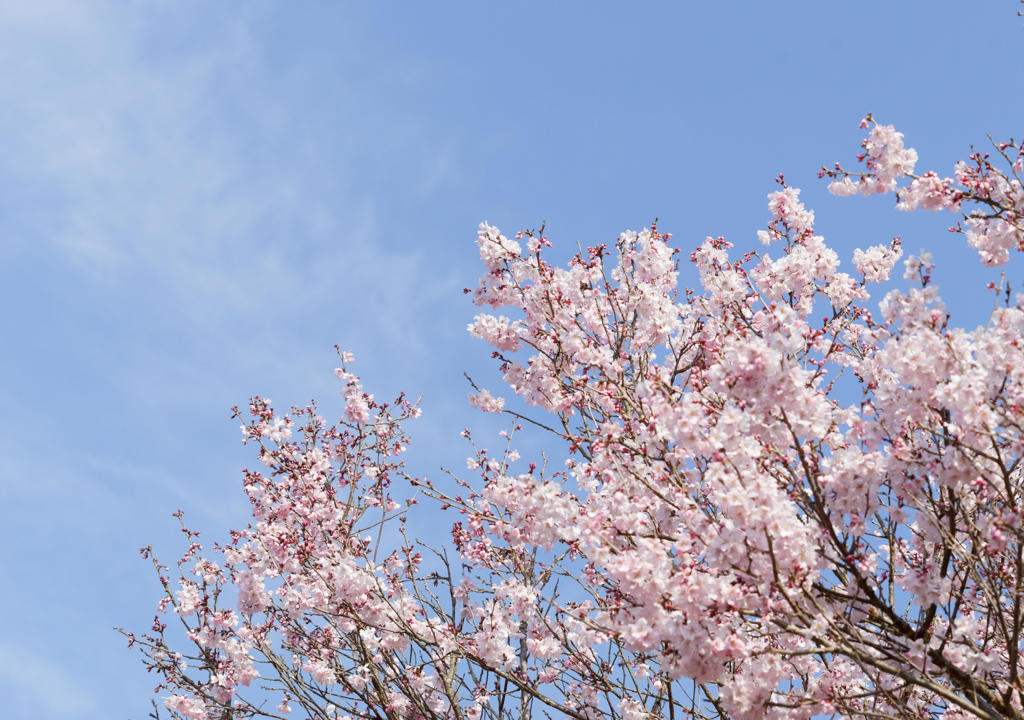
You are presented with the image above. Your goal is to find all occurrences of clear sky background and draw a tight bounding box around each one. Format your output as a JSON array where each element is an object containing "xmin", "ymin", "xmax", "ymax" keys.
[{"xmin": 1, "ymin": 2, "xmax": 1022, "ymax": 718}]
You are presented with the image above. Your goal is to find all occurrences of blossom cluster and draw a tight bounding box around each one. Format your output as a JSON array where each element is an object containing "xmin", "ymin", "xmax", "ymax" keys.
[
  {"xmin": 824, "ymin": 114, "xmax": 1024, "ymax": 267},
  {"xmin": 125, "ymin": 119, "xmax": 1024, "ymax": 720}
]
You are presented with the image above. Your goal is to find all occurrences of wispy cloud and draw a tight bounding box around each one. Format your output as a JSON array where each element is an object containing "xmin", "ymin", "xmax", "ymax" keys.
[
  {"xmin": 0, "ymin": 0, "xmax": 446, "ymax": 397},
  {"xmin": 0, "ymin": 1, "xmax": 421, "ymax": 318},
  {"xmin": 0, "ymin": 2, "xmax": 254, "ymax": 262},
  {"xmin": 0, "ymin": 643, "xmax": 96, "ymax": 717}
]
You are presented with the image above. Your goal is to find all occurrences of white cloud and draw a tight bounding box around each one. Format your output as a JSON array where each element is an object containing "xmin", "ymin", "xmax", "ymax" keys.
[
  {"xmin": 0, "ymin": 2, "xmax": 264, "ymax": 265},
  {"xmin": 0, "ymin": 0, "xmax": 442, "ymax": 383},
  {"xmin": 0, "ymin": 2, "xmax": 369, "ymax": 286},
  {"xmin": 0, "ymin": 643, "xmax": 96, "ymax": 717}
]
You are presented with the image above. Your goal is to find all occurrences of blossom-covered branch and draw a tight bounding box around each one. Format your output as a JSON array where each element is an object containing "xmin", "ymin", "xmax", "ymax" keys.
[{"xmin": 125, "ymin": 116, "xmax": 1024, "ymax": 720}]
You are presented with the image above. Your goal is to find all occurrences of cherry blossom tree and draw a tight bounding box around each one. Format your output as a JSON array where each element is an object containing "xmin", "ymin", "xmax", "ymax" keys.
[{"xmin": 123, "ymin": 113, "xmax": 1024, "ymax": 720}]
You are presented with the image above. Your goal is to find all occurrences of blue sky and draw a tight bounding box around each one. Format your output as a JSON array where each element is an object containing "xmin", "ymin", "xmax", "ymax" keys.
[{"xmin": 1, "ymin": 2, "xmax": 1021, "ymax": 718}]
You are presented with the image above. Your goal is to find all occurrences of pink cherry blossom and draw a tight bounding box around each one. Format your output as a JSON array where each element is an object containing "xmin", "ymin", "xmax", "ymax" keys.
[{"xmin": 125, "ymin": 116, "xmax": 1024, "ymax": 720}]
